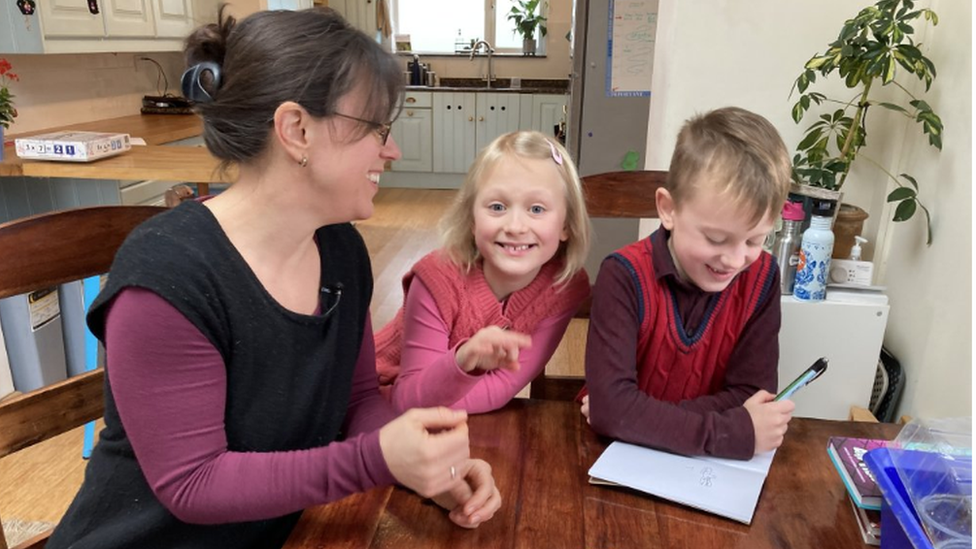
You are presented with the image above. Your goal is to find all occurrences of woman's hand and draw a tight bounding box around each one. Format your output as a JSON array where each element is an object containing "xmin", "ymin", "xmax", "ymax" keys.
[
  {"xmin": 455, "ymin": 326, "xmax": 531, "ymax": 373},
  {"xmin": 743, "ymin": 390, "xmax": 795, "ymax": 454},
  {"xmin": 580, "ymin": 395, "xmax": 591, "ymax": 424},
  {"xmin": 431, "ymin": 459, "xmax": 502, "ymax": 528},
  {"xmin": 379, "ymin": 407, "xmax": 471, "ymax": 497}
]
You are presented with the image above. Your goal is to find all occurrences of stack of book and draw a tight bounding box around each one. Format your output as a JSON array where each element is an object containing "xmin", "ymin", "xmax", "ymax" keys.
[{"xmin": 827, "ymin": 436, "xmax": 893, "ymax": 545}]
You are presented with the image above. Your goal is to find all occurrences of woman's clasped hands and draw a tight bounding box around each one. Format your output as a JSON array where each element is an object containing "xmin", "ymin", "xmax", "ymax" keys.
[{"xmin": 379, "ymin": 407, "xmax": 501, "ymax": 528}]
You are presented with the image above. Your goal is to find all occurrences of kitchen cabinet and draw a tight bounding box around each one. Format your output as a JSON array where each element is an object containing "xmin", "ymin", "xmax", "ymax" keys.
[
  {"xmin": 328, "ymin": 0, "xmax": 374, "ymax": 38},
  {"xmin": 432, "ymin": 92, "xmax": 521, "ymax": 173},
  {"xmin": 0, "ymin": 0, "xmax": 214, "ymax": 53},
  {"xmin": 531, "ymin": 94, "xmax": 568, "ymax": 136},
  {"xmin": 390, "ymin": 91, "xmax": 433, "ymax": 172}
]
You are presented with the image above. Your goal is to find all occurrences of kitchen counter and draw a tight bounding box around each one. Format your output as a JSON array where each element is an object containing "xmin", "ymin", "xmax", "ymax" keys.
[{"xmin": 0, "ymin": 114, "xmax": 231, "ymax": 183}]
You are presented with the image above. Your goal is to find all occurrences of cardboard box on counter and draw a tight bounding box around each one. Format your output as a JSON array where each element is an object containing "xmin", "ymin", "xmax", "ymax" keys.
[{"xmin": 15, "ymin": 131, "xmax": 131, "ymax": 162}]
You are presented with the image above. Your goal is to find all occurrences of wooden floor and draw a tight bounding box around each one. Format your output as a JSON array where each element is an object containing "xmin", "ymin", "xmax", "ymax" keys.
[{"xmin": 0, "ymin": 187, "xmax": 586, "ymax": 535}]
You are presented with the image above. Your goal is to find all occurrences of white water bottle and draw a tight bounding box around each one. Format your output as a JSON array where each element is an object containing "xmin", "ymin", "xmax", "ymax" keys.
[{"xmin": 793, "ymin": 199, "xmax": 836, "ymax": 302}]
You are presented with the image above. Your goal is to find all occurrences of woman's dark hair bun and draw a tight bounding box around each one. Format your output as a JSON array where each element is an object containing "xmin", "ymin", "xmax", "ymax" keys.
[{"xmin": 184, "ymin": 3, "xmax": 236, "ymax": 68}]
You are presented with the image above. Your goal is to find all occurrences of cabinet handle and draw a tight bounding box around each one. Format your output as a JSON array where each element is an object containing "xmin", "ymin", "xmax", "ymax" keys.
[
  {"xmin": 406, "ymin": 110, "xmax": 414, "ymax": 117},
  {"xmin": 405, "ymin": 97, "xmax": 417, "ymax": 104},
  {"xmin": 468, "ymin": 116, "xmax": 474, "ymax": 122},
  {"xmin": 478, "ymin": 116, "xmax": 484, "ymax": 122}
]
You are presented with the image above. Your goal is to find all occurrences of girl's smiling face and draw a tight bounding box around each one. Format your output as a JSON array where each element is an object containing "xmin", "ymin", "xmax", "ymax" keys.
[{"xmin": 472, "ymin": 155, "xmax": 569, "ymax": 300}]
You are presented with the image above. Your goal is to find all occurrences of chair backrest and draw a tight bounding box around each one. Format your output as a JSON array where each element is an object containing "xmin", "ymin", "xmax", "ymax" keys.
[
  {"xmin": 529, "ymin": 170, "xmax": 666, "ymax": 401},
  {"xmin": 0, "ymin": 205, "xmax": 166, "ymax": 549}
]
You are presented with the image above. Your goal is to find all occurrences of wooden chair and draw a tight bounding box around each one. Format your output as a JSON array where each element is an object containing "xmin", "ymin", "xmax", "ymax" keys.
[
  {"xmin": 0, "ymin": 205, "xmax": 166, "ymax": 549},
  {"xmin": 529, "ymin": 170, "xmax": 666, "ymax": 401}
]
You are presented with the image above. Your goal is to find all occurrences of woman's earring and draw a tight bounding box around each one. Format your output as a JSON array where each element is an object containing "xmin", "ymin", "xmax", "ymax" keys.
[{"xmin": 299, "ymin": 155, "xmax": 308, "ymax": 168}]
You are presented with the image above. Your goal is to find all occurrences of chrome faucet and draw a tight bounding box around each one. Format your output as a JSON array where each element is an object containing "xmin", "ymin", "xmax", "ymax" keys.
[{"xmin": 469, "ymin": 39, "xmax": 496, "ymax": 88}]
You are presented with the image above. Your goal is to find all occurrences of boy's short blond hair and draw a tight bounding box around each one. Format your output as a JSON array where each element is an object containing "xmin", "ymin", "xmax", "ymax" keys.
[
  {"xmin": 439, "ymin": 131, "xmax": 592, "ymax": 285},
  {"xmin": 668, "ymin": 107, "xmax": 791, "ymax": 225}
]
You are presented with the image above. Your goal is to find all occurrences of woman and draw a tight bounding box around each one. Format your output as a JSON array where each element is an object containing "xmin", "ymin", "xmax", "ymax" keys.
[{"xmin": 47, "ymin": 8, "xmax": 500, "ymax": 549}]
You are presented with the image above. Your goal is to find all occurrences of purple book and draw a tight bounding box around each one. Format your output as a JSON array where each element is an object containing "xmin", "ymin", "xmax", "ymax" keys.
[{"xmin": 826, "ymin": 437, "xmax": 895, "ymax": 510}]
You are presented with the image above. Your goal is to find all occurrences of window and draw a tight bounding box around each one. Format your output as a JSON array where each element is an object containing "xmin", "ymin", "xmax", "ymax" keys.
[{"xmin": 393, "ymin": 0, "xmax": 546, "ymax": 54}]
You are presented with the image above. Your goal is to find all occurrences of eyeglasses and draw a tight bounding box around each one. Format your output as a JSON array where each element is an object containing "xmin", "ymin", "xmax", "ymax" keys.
[{"xmin": 332, "ymin": 112, "xmax": 393, "ymax": 146}]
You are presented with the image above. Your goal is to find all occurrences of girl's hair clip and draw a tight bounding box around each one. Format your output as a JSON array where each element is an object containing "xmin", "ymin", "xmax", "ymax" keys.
[
  {"xmin": 181, "ymin": 61, "xmax": 222, "ymax": 104},
  {"xmin": 546, "ymin": 139, "xmax": 563, "ymax": 166}
]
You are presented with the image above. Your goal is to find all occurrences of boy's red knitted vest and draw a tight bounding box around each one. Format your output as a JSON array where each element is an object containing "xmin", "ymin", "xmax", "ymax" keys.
[
  {"xmin": 613, "ymin": 238, "xmax": 776, "ymax": 402},
  {"xmin": 375, "ymin": 251, "xmax": 590, "ymax": 386}
]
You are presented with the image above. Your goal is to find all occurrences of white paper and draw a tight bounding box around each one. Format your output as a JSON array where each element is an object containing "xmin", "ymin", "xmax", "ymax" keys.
[{"xmin": 588, "ymin": 441, "xmax": 776, "ymax": 524}]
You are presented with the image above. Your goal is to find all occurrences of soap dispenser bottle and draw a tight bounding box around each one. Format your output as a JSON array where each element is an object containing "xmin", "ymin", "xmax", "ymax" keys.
[{"xmin": 829, "ymin": 235, "xmax": 874, "ymax": 286}]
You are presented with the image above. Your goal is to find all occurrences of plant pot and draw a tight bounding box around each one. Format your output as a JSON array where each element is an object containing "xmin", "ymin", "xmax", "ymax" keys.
[
  {"xmin": 522, "ymin": 38, "xmax": 537, "ymax": 55},
  {"xmin": 832, "ymin": 203, "xmax": 869, "ymax": 259}
]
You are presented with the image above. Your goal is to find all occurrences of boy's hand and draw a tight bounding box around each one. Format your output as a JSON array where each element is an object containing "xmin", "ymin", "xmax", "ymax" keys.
[
  {"xmin": 580, "ymin": 395, "xmax": 591, "ymax": 424},
  {"xmin": 379, "ymin": 407, "xmax": 471, "ymax": 498},
  {"xmin": 455, "ymin": 326, "xmax": 531, "ymax": 373},
  {"xmin": 743, "ymin": 390, "xmax": 795, "ymax": 454},
  {"xmin": 431, "ymin": 459, "xmax": 502, "ymax": 528}
]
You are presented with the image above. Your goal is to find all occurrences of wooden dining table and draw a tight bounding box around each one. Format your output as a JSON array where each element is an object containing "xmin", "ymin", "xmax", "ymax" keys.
[{"xmin": 284, "ymin": 399, "xmax": 901, "ymax": 549}]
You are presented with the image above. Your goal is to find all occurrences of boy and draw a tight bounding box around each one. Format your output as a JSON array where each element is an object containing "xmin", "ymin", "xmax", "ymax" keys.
[{"xmin": 582, "ymin": 107, "xmax": 794, "ymax": 460}]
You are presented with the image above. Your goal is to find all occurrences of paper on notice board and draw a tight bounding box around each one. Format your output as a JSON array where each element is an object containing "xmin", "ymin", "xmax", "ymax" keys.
[
  {"xmin": 607, "ymin": 0, "xmax": 658, "ymax": 97},
  {"xmin": 588, "ymin": 441, "xmax": 776, "ymax": 524}
]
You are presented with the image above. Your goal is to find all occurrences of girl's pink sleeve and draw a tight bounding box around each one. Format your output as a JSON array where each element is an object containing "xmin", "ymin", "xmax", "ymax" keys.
[
  {"xmin": 390, "ymin": 279, "xmax": 575, "ymax": 414},
  {"xmin": 105, "ymin": 287, "xmax": 396, "ymax": 525}
]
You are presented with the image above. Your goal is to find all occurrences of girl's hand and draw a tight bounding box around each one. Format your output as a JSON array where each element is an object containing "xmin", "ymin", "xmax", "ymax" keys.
[
  {"xmin": 743, "ymin": 390, "xmax": 795, "ymax": 454},
  {"xmin": 580, "ymin": 395, "xmax": 591, "ymax": 424},
  {"xmin": 455, "ymin": 326, "xmax": 531, "ymax": 373},
  {"xmin": 431, "ymin": 459, "xmax": 502, "ymax": 528},
  {"xmin": 379, "ymin": 407, "xmax": 471, "ymax": 498}
]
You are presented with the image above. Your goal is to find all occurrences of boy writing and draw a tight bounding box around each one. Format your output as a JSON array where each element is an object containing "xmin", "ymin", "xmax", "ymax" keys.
[{"xmin": 582, "ymin": 107, "xmax": 794, "ymax": 460}]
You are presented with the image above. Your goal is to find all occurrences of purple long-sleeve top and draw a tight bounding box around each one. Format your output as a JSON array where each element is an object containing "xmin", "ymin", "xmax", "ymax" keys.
[{"xmin": 103, "ymin": 287, "xmax": 397, "ymax": 524}]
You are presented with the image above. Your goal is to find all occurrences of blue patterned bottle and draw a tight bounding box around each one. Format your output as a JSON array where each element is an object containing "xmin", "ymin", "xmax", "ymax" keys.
[{"xmin": 793, "ymin": 199, "xmax": 836, "ymax": 302}]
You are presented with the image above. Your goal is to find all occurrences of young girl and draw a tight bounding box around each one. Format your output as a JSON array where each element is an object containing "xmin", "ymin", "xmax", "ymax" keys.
[{"xmin": 376, "ymin": 131, "xmax": 592, "ymax": 413}]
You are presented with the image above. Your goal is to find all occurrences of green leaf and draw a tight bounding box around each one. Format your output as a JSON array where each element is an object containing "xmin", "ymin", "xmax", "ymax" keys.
[
  {"xmin": 910, "ymin": 99, "xmax": 933, "ymax": 112},
  {"xmin": 797, "ymin": 129, "xmax": 824, "ymax": 150},
  {"xmin": 876, "ymin": 102, "xmax": 909, "ymax": 114},
  {"xmin": 893, "ymin": 199, "xmax": 917, "ymax": 221},
  {"xmin": 899, "ymin": 173, "xmax": 919, "ymax": 190},
  {"xmin": 883, "ymin": 56, "xmax": 896, "ymax": 83},
  {"xmin": 791, "ymin": 101, "xmax": 805, "ymax": 123},
  {"xmin": 887, "ymin": 187, "xmax": 916, "ymax": 201},
  {"xmin": 805, "ymin": 55, "xmax": 833, "ymax": 70}
]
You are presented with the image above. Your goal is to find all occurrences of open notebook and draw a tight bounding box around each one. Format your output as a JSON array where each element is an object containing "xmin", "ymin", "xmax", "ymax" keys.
[{"xmin": 588, "ymin": 441, "xmax": 776, "ymax": 524}]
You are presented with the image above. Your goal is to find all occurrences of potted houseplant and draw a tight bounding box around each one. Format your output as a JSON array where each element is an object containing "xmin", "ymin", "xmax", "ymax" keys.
[
  {"xmin": 508, "ymin": 0, "xmax": 547, "ymax": 56},
  {"xmin": 0, "ymin": 57, "xmax": 19, "ymax": 162},
  {"xmin": 789, "ymin": 0, "xmax": 942, "ymax": 251}
]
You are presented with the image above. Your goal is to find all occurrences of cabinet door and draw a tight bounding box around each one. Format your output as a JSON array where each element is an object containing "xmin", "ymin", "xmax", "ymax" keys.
[
  {"xmin": 39, "ymin": 0, "xmax": 105, "ymax": 37},
  {"xmin": 329, "ymin": 0, "xmax": 373, "ymax": 37},
  {"xmin": 476, "ymin": 93, "xmax": 521, "ymax": 150},
  {"xmin": 152, "ymin": 0, "xmax": 194, "ymax": 38},
  {"xmin": 532, "ymin": 94, "xmax": 568, "ymax": 136},
  {"xmin": 102, "ymin": 0, "xmax": 156, "ymax": 37},
  {"xmin": 390, "ymin": 108, "xmax": 433, "ymax": 172},
  {"xmin": 433, "ymin": 92, "xmax": 477, "ymax": 173}
]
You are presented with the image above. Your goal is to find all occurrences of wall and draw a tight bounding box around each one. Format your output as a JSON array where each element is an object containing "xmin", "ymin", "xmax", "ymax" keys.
[
  {"xmin": 643, "ymin": 0, "xmax": 971, "ymax": 419},
  {"xmin": 878, "ymin": 0, "xmax": 972, "ymax": 419},
  {"xmin": 2, "ymin": 53, "xmax": 185, "ymax": 135}
]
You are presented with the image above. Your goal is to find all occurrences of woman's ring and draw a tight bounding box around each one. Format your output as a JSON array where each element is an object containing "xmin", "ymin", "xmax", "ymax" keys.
[{"xmin": 450, "ymin": 466, "xmax": 457, "ymax": 479}]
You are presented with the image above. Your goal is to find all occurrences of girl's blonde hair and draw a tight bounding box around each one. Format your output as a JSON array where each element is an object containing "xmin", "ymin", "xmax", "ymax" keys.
[{"xmin": 439, "ymin": 131, "xmax": 592, "ymax": 285}]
